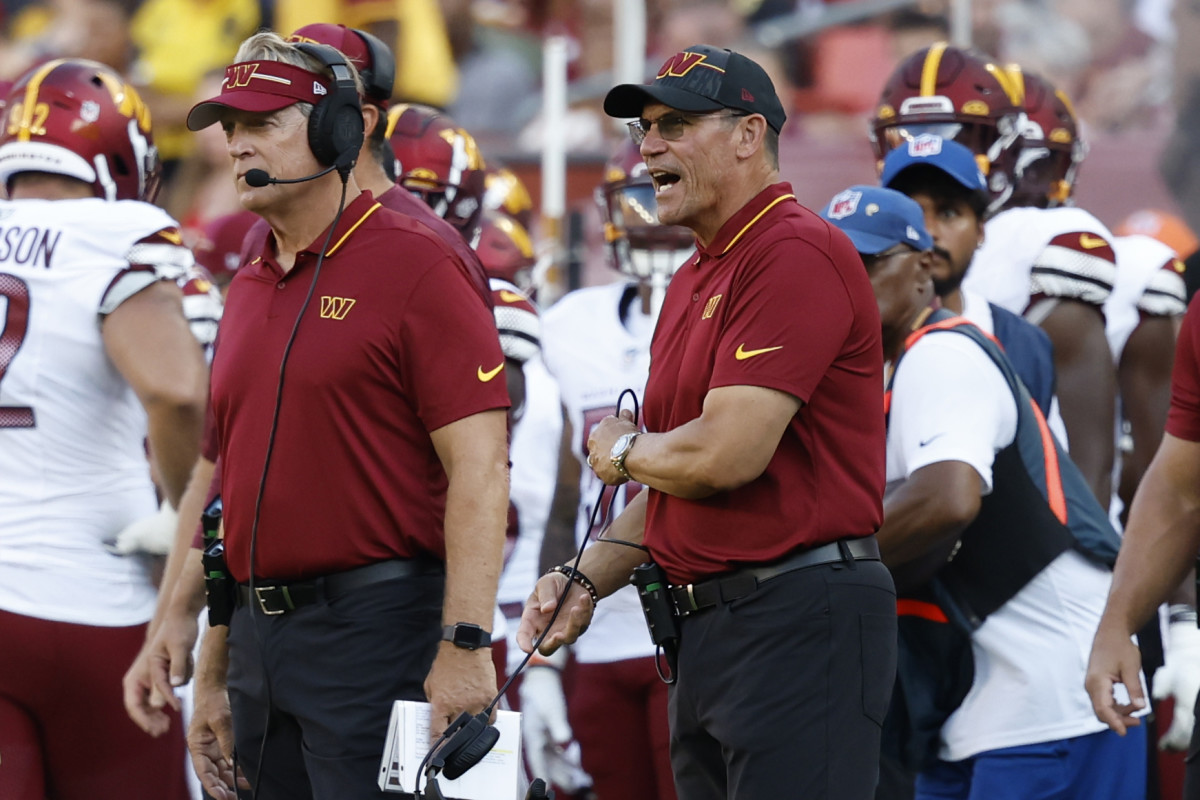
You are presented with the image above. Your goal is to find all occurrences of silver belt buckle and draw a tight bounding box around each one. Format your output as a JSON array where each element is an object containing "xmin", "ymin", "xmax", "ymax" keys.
[{"xmin": 255, "ymin": 585, "xmax": 287, "ymax": 615}]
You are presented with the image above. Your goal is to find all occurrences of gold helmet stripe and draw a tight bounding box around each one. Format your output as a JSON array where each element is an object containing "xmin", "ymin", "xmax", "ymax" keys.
[
  {"xmin": 920, "ymin": 42, "xmax": 949, "ymax": 97},
  {"xmin": 1002, "ymin": 63, "xmax": 1026, "ymax": 106},
  {"xmin": 385, "ymin": 102, "xmax": 414, "ymax": 139}
]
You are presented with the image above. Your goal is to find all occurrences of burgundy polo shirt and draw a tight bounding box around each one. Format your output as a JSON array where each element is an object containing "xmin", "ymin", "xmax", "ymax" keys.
[
  {"xmin": 642, "ymin": 182, "xmax": 886, "ymax": 585},
  {"xmin": 1167, "ymin": 294, "xmax": 1200, "ymax": 441},
  {"xmin": 239, "ymin": 184, "xmax": 492, "ymax": 308},
  {"xmin": 211, "ymin": 191, "xmax": 509, "ymax": 582}
]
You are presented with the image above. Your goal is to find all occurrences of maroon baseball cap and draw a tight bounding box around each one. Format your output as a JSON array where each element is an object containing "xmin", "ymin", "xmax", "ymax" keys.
[
  {"xmin": 288, "ymin": 23, "xmax": 394, "ymax": 108},
  {"xmin": 186, "ymin": 60, "xmax": 331, "ymax": 131},
  {"xmin": 604, "ymin": 44, "xmax": 786, "ymax": 134}
]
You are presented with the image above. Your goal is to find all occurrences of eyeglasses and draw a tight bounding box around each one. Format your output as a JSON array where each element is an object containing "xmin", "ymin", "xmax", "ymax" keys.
[
  {"xmin": 627, "ymin": 110, "xmax": 749, "ymax": 145},
  {"xmin": 862, "ymin": 245, "xmax": 916, "ymax": 269}
]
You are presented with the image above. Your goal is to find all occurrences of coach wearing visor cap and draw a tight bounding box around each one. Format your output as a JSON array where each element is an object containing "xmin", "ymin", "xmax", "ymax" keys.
[
  {"xmin": 519, "ymin": 44, "xmax": 897, "ymax": 800},
  {"xmin": 183, "ymin": 31, "xmax": 509, "ymax": 799}
]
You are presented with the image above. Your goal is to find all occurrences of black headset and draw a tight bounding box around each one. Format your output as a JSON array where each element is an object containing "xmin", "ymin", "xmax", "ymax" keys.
[
  {"xmin": 348, "ymin": 27, "xmax": 396, "ymax": 106},
  {"xmin": 293, "ymin": 42, "xmax": 364, "ymax": 172}
]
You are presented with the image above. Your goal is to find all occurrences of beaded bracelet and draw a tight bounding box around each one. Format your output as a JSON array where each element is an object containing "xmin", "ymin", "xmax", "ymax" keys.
[{"xmin": 547, "ymin": 565, "xmax": 600, "ymax": 607}]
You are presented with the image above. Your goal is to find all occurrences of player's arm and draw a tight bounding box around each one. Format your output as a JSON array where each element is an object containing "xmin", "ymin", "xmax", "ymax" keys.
[
  {"xmin": 102, "ymin": 280, "xmax": 207, "ymax": 506},
  {"xmin": 1039, "ymin": 300, "xmax": 1117, "ymax": 509},
  {"xmin": 424, "ymin": 408, "xmax": 510, "ymax": 734},
  {"xmin": 540, "ymin": 406, "xmax": 583, "ymax": 573},
  {"xmin": 1117, "ymin": 316, "xmax": 1176, "ymax": 515},
  {"xmin": 591, "ymin": 385, "xmax": 801, "ymax": 500},
  {"xmin": 1028, "ymin": 231, "xmax": 1119, "ymax": 508}
]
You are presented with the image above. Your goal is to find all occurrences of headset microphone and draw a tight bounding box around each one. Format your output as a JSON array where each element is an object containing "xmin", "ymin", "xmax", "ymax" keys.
[{"xmin": 244, "ymin": 164, "xmax": 340, "ymax": 187}]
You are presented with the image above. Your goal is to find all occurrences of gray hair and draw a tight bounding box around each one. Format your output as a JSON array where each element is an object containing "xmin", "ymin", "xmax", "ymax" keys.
[{"xmin": 234, "ymin": 30, "xmax": 365, "ymax": 98}]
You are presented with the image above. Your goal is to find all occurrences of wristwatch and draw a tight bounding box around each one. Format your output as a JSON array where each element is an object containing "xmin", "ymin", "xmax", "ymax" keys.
[
  {"xmin": 609, "ymin": 431, "xmax": 641, "ymax": 481},
  {"xmin": 442, "ymin": 622, "xmax": 492, "ymax": 650}
]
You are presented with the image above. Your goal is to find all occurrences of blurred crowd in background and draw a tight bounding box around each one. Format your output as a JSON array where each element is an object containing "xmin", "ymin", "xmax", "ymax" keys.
[{"xmin": 2, "ymin": 0, "xmax": 1196, "ymax": 296}]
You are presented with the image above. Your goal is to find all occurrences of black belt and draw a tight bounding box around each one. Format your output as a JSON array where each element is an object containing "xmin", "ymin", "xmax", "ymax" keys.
[
  {"xmin": 236, "ymin": 559, "xmax": 442, "ymax": 616},
  {"xmin": 668, "ymin": 536, "xmax": 880, "ymax": 617}
]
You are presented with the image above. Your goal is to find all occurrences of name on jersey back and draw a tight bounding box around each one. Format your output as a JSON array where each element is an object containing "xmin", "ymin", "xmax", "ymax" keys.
[{"xmin": 0, "ymin": 225, "xmax": 61, "ymax": 269}]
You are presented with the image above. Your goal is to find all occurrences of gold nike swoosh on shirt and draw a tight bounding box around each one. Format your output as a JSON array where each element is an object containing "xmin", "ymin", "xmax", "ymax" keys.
[
  {"xmin": 477, "ymin": 362, "xmax": 505, "ymax": 382},
  {"xmin": 734, "ymin": 344, "xmax": 783, "ymax": 360},
  {"xmin": 498, "ymin": 289, "xmax": 526, "ymax": 304},
  {"xmin": 1079, "ymin": 233, "xmax": 1108, "ymax": 249}
]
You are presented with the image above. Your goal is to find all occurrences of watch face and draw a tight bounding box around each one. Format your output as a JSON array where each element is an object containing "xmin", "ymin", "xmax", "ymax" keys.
[
  {"xmin": 445, "ymin": 623, "xmax": 489, "ymax": 649},
  {"xmin": 611, "ymin": 433, "xmax": 633, "ymax": 459}
]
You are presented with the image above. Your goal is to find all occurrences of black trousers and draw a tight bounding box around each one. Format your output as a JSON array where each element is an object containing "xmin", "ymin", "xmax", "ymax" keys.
[
  {"xmin": 668, "ymin": 557, "xmax": 898, "ymax": 800},
  {"xmin": 227, "ymin": 573, "xmax": 444, "ymax": 799}
]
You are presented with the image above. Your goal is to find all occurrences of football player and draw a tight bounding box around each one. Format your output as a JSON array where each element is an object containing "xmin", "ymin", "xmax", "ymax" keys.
[
  {"xmin": 387, "ymin": 102, "xmax": 489, "ymax": 245},
  {"xmin": 0, "ymin": 59, "xmax": 207, "ymax": 800},
  {"xmin": 530, "ymin": 140, "xmax": 696, "ymax": 800},
  {"xmin": 871, "ymin": 43, "xmax": 1118, "ymax": 510}
]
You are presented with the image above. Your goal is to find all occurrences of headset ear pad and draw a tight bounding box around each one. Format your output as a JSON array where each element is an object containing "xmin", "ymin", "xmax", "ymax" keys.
[
  {"xmin": 308, "ymin": 90, "xmax": 364, "ymax": 167},
  {"xmin": 293, "ymin": 43, "xmax": 365, "ymax": 168},
  {"xmin": 440, "ymin": 715, "xmax": 501, "ymax": 780}
]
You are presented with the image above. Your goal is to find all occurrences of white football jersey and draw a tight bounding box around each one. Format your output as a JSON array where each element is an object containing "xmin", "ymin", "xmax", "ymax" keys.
[
  {"xmin": 966, "ymin": 206, "xmax": 1117, "ymax": 316},
  {"xmin": 1106, "ymin": 234, "xmax": 1187, "ymax": 363},
  {"xmin": 542, "ymin": 281, "xmax": 657, "ymax": 664},
  {"xmin": 498, "ymin": 356, "xmax": 562, "ymax": 674},
  {"xmin": 0, "ymin": 198, "xmax": 193, "ymax": 626}
]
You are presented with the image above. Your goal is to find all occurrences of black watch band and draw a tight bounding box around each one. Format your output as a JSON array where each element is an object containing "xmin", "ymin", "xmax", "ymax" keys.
[{"xmin": 442, "ymin": 622, "xmax": 492, "ymax": 650}]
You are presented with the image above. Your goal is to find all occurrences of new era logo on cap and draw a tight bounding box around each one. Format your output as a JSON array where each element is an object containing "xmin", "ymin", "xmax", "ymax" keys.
[{"xmin": 313, "ymin": 81, "xmax": 327, "ymax": 96}]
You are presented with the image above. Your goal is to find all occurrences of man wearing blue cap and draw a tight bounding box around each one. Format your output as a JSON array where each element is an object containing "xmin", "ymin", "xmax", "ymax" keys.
[
  {"xmin": 880, "ymin": 136, "xmax": 1060, "ymax": 423},
  {"xmin": 519, "ymin": 45, "xmax": 896, "ymax": 800},
  {"xmin": 823, "ymin": 185, "xmax": 1145, "ymax": 800}
]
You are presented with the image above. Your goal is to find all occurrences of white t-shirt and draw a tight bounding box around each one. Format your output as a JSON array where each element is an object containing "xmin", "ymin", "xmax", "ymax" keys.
[
  {"xmin": 541, "ymin": 281, "xmax": 657, "ymax": 664},
  {"xmin": 888, "ymin": 328, "xmax": 1124, "ymax": 761},
  {"xmin": 0, "ymin": 198, "xmax": 193, "ymax": 626}
]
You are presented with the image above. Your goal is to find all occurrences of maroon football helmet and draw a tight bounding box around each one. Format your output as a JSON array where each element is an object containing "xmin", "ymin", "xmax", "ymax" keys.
[
  {"xmin": 0, "ymin": 59, "xmax": 160, "ymax": 201},
  {"xmin": 1004, "ymin": 66, "xmax": 1085, "ymax": 209},
  {"xmin": 482, "ymin": 162, "xmax": 534, "ymax": 231},
  {"xmin": 870, "ymin": 43, "xmax": 1024, "ymax": 212},
  {"xmin": 474, "ymin": 208, "xmax": 536, "ymax": 292},
  {"xmin": 597, "ymin": 139, "xmax": 695, "ymax": 281},
  {"xmin": 385, "ymin": 103, "xmax": 487, "ymax": 240}
]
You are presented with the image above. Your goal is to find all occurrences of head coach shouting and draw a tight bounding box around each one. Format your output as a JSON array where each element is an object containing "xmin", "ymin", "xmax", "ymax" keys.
[
  {"xmin": 184, "ymin": 31, "xmax": 510, "ymax": 799},
  {"xmin": 518, "ymin": 44, "xmax": 898, "ymax": 799}
]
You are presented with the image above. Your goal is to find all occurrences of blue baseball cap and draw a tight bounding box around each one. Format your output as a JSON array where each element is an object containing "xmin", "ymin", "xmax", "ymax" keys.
[
  {"xmin": 820, "ymin": 185, "xmax": 933, "ymax": 255},
  {"xmin": 880, "ymin": 134, "xmax": 987, "ymax": 193}
]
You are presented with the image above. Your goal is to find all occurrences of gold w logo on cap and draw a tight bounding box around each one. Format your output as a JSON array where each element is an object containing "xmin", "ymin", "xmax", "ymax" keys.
[
  {"xmin": 319, "ymin": 296, "xmax": 356, "ymax": 320},
  {"xmin": 226, "ymin": 63, "xmax": 259, "ymax": 89}
]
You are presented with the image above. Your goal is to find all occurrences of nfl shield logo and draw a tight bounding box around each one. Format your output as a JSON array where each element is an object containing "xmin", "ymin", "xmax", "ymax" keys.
[
  {"xmin": 828, "ymin": 189, "xmax": 862, "ymax": 220},
  {"xmin": 908, "ymin": 133, "xmax": 943, "ymax": 158}
]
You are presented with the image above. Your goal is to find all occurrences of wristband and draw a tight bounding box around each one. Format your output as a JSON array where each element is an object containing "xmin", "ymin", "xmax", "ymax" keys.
[
  {"xmin": 1168, "ymin": 604, "xmax": 1198, "ymax": 626},
  {"xmin": 547, "ymin": 565, "xmax": 600, "ymax": 607}
]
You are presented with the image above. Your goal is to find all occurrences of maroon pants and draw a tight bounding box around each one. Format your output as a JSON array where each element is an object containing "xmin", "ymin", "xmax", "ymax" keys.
[
  {"xmin": 569, "ymin": 657, "xmax": 677, "ymax": 800},
  {"xmin": 0, "ymin": 608, "xmax": 190, "ymax": 800}
]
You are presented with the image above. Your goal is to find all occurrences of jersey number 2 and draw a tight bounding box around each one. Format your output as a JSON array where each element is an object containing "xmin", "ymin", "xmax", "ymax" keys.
[{"xmin": 0, "ymin": 272, "xmax": 35, "ymax": 428}]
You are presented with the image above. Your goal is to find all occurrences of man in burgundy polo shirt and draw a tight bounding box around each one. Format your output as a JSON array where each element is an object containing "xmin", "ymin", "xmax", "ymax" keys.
[
  {"xmin": 518, "ymin": 45, "xmax": 897, "ymax": 799},
  {"xmin": 1088, "ymin": 292, "xmax": 1200, "ymax": 799},
  {"xmin": 180, "ymin": 32, "xmax": 509, "ymax": 799},
  {"xmin": 120, "ymin": 21, "xmax": 498, "ymax": 744}
]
